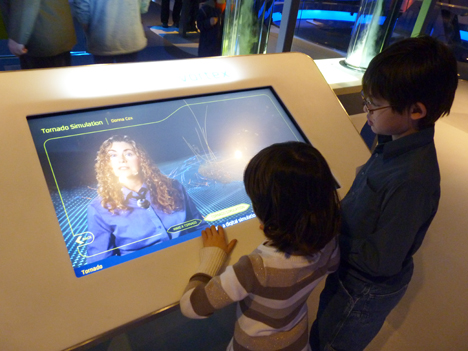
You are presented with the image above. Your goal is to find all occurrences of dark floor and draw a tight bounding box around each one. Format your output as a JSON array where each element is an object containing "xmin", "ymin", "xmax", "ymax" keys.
[
  {"xmin": 81, "ymin": 303, "xmax": 237, "ymax": 351},
  {"xmin": 139, "ymin": 1, "xmax": 200, "ymax": 61}
]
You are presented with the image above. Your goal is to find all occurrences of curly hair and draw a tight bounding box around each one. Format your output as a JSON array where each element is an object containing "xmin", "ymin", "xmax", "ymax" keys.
[
  {"xmin": 95, "ymin": 135, "xmax": 182, "ymax": 214},
  {"xmin": 244, "ymin": 141, "xmax": 341, "ymax": 256}
]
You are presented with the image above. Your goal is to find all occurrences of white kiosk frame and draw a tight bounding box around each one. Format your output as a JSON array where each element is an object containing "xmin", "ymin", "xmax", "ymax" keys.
[{"xmin": 0, "ymin": 53, "xmax": 369, "ymax": 350}]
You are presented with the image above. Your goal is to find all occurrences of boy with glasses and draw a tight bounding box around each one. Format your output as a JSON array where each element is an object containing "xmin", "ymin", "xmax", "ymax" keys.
[{"xmin": 310, "ymin": 36, "xmax": 458, "ymax": 351}]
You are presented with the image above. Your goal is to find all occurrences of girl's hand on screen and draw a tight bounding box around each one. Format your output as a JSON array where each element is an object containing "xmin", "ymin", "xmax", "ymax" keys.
[{"xmin": 202, "ymin": 225, "xmax": 237, "ymax": 255}]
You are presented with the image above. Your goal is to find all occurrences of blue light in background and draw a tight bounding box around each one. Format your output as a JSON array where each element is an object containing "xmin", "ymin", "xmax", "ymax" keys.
[
  {"xmin": 461, "ymin": 30, "xmax": 468, "ymax": 41},
  {"xmin": 273, "ymin": 10, "xmax": 386, "ymax": 24},
  {"xmin": 298, "ymin": 10, "xmax": 357, "ymax": 21},
  {"xmin": 273, "ymin": 10, "xmax": 357, "ymax": 22},
  {"xmin": 272, "ymin": 10, "xmax": 468, "ymax": 42}
]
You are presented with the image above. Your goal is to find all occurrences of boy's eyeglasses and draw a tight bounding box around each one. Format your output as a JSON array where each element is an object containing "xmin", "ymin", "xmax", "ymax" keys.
[{"xmin": 361, "ymin": 91, "xmax": 393, "ymax": 114}]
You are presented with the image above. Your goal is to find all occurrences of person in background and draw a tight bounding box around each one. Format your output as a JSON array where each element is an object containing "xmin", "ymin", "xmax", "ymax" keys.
[
  {"xmin": 186, "ymin": 0, "xmax": 199, "ymax": 32},
  {"xmin": 0, "ymin": 6, "xmax": 8, "ymax": 39},
  {"xmin": 196, "ymin": 0, "xmax": 222, "ymax": 57},
  {"xmin": 160, "ymin": 0, "xmax": 182, "ymax": 28},
  {"xmin": 73, "ymin": 0, "xmax": 150, "ymax": 64},
  {"xmin": 0, "ymin": 0, "xmax": 76, "ymax": 69},
  {"xmin": 180, "ymin": 141, "xmax": 341, "ymax": 350},
  {"xmin": 310, "ymin": 36, "xmax": 458, "ymax": 351}
]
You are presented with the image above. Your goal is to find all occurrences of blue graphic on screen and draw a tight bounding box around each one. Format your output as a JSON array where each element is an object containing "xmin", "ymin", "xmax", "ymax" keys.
[{"xmin": 27, "ymin": 88, "xmax": 306, "ymax": 277}]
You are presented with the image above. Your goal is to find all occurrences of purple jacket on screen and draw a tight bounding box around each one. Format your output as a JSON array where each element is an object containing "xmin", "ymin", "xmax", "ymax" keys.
[{"xmin": 86, "ymin": 180, "xmax": 206, "ymax": 264}]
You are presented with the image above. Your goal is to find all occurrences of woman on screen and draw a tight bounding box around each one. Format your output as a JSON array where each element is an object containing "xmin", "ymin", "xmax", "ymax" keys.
[{"xmin": 86, "ymin": 135, "xmax": 205, "ymax": 264}]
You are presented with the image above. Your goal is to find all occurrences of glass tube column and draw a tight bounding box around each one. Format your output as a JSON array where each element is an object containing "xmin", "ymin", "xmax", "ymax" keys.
[
  {"xmin": 222, "ymin": 0, "xmax": 275, "ymax": 55},
  {"xmin": 345, "ymin": 0, "xmax": 404, "ymax": 70}
]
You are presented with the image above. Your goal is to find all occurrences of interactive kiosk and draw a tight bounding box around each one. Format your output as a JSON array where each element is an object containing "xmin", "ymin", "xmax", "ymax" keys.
[{"xmin": 0, "ymin": 53, "xmax": 370, "ymax": 350}]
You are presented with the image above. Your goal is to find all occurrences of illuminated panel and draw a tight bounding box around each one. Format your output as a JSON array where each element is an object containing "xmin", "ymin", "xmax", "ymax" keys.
[{"xmin": 27, "ymin": 87, "xmax": 306, "ymax": 277}]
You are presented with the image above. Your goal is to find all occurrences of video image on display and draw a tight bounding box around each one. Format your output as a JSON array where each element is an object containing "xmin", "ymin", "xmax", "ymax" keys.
[{"xmin": 27, "ymin": 88, "xmax": 306, "ymax": 277}]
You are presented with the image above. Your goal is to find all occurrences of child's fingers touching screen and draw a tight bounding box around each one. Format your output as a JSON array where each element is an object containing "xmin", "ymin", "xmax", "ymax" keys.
[{"xmin": 202, "ymin": 225, "xmax": 237, "ymax": 255}]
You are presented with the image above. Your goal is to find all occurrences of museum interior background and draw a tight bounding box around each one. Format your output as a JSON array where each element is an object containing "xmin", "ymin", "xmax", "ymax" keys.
[{"xmin": 0, "ymin": 0, "xmax": 467, "ymax": 76}]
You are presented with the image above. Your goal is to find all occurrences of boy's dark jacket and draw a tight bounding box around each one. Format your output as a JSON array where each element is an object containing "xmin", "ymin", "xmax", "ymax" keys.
[{"xmin": 339, "ymin": 127, "xmax": 440, "ymax": 287}]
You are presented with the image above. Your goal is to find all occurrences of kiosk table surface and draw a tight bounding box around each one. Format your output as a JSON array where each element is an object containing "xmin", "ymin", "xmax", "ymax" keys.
[{"xmin": 0, "ymin": 53, "xmax": 369, "ymax": 350}]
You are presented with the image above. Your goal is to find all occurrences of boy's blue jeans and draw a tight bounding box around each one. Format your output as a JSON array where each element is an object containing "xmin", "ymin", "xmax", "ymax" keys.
[{"xmin": 309, "ymin": 270, "xmax": 408, "ymax": 351}]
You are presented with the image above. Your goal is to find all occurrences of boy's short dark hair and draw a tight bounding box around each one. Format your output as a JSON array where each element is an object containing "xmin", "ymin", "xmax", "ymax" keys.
[
  {"xmin": 243, "ymin": 141, "xmax": 340, "ymax": 255},
  {"xmin": 362, "ymin": 35, "xmax": 458, "ymax": 129}
]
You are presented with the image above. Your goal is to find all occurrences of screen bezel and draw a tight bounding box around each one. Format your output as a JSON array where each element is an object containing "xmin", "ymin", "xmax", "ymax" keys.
[{"xmin": 26, "ymin": 86, "xmax": 310, "ymax": 277}]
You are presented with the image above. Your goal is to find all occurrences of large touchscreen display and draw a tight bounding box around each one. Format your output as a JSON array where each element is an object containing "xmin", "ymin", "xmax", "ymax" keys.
[{"xmin": 27, "ymin": 88, "xmax": 306, "ymax": 277}]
